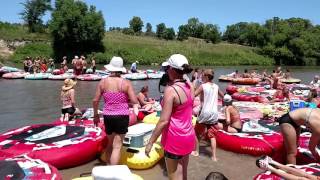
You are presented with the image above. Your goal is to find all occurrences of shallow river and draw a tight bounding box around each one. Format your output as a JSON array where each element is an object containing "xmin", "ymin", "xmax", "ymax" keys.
[{"xmin": 0, "ymin": 66, "xmax": 318, "ymax": 133}]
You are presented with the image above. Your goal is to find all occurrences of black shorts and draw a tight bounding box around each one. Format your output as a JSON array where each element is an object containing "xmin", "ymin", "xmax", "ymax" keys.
[
  {"xmin": 61, "ymin": 107, "xmax": 75, "ymax": 115},
  {"xmin": 164, "ymin": 151, "xmax": 183, "ymax": 160},
  {"xmin": 234, "ymin": 127, "xmax": 242, "ymax": 133},
  {"xmin": 103, "ymin": 115, "xmax": 129, "ymax": 135},
  {"xmin": 278, "ymin": 113, "xmax": 299, "ymax": 129}
]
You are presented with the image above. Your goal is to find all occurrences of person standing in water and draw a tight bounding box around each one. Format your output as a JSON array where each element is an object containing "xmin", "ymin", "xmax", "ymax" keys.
[
  {"xmin": 93, "ymin": 56, "xmax": 139, "ymax": 165},
  {"xmin": 130, "ymin": 61, "xmax": 139, "ymax": 73},
  {"xmin": 60, "ymin": 79, "xmax": 77, "ymax": 122},
  {"xmin": 145, "ymin": 54, "xmax": 195, "ymax": 180},
  {"xmin": 278, "ymin": 108, "xmax": 320, "ymax": 164},
  {"xmin": 193, "ymin": 69, "xmax": 224, "ymax": 161}
]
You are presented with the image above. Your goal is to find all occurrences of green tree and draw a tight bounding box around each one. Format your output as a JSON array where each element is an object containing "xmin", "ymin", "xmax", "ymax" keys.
[
  {"xmin": 163, "ymin": 28, "xmax": 175, "ymax": 40},
  {"xmin": 129, "ymin": 16, "xmax": 144, "ymax": 34},
  {"xmin": 49, "ymin": 0, "xmax": 105, "ymax": 60},
  {"xmin": 145, "ymin": 22, "xmax": 153, "ymax": 36},
  {"xmin": 202, "ymin": 24, "xmax": 221, "ymax": 43},
  {"xmin": 156, "ymin": 23, "xmax": 166, "ymax": 39},
  {"xmin": 177, "ymin": 25, "xmax": 190, "ymax": 41},
  {"xmin": 20, "ymin": 0, "xmax": 51, "ymax": 33}
]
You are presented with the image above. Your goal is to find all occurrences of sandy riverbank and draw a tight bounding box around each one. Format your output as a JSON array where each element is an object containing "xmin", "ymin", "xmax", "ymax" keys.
[{"xmin": 60, "ymin": 141, "xmax": 263, "ymax": 180}]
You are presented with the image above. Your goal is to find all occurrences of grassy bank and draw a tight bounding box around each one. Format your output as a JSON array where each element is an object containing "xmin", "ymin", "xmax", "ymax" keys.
[
  {"xmin": 95, "ymin": 32, "xmax": 274, "ymax": 65},
  {"xmin": 3, "ymin": 28, "xmax": 274, "ymax": 65},
  {"xmin": 0, "ymin": 22, "xmax": 50, "ymax": 41}
]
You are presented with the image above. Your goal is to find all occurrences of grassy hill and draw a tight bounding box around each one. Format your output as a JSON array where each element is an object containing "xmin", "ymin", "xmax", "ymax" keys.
[
  {"xmin": 0, "ymin": 24, "xmax": 274, "ymax": 65},
  {"xmin": 101, "ymin": 32, "xmax": 274, "ymax": 65}
]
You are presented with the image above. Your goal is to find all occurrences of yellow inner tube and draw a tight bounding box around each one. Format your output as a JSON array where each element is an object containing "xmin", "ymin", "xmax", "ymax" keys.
[
  {"xmin": 72, "ymin": 173, "xmax": 143, "ymax": 180},
  {"xmin": 143, "ymin": 112, "xmax": 197, "ymax": 126},
  {"xmin": 100, "ymin": 142, "xmax": 164, "ymax": 170}
]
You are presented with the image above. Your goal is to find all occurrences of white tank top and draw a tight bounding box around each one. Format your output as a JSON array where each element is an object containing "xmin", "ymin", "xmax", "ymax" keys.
[{"xmin": 198, "ymin": 83, "xmax": 219, "ymax": 124}]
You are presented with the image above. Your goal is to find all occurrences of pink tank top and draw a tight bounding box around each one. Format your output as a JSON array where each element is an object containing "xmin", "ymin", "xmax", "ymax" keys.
[
  {"xmin": 102, "ymin": 79, "xmax": 129, "ymax": 116},
  {"xmin": 161, "ymin": 83, "xmax": 196, "ymax": 156}
]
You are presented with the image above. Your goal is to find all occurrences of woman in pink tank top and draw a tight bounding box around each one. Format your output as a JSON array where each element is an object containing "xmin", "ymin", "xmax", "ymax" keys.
[
  {"xmin": 93, "ymin": 56, "xmax": 139, "ymax": 165},
  {"xmin": 146, "ymin": 54, "xmax": 195, "ymax": 180}
]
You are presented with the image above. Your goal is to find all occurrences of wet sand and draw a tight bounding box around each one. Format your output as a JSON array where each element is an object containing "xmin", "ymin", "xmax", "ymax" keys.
[{"xmin": 61, "ymin": 141, "xmax": 263, "ymax": 180}]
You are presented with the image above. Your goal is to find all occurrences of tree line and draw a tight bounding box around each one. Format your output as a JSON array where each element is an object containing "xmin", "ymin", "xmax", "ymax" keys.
[{"xmin": 18, "ymin": 0, "xmax": 320, "ymax": 65}]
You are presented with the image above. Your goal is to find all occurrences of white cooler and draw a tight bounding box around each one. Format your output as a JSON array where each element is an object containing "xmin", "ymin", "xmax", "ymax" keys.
[
  {"xmin": 123, "ymin": 123, "xmax": 155, "ymax": 148},
  {"xmin": 92, "ymin": 165, "xmax": 133, "ymax": 180}
]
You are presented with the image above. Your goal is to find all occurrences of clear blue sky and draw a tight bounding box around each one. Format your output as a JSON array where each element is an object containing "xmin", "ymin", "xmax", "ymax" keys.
[{"xmin": 1, "ymin": 0, "xmax": 319, "ymax": 32}]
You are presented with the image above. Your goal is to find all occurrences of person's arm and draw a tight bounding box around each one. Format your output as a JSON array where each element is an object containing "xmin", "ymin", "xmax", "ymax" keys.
[
  {"xmin": 70, "ymin": 89, "xmax": 75, "ymax": 107},
  {"xmin": 194, "ymin": 85, "xmax": 203, "ymax": 97},
  {"xmin": 145, "ymin": 87, "xmax": 174, "ymax": 156},
  {"xmin": 92, "ymin": 80, "xmax": 103, "ymax": 126},
  {"xmin": 218, "ymin": 88, "xmax": 224, "ymax": 99},
  {"xmin": 225, "ymin": 106, "xmax": 231, "ymax": 125},
  {"xmin": 137, "ymin": 93, "xmax": 149, "ymax": 106},
  {"xmin": 309, "ymin": 133, "xmax": 320, "ymax": 162},
  {"xmin": 126, "ymin": 80, "xmax": 140, "ymax": 115}
]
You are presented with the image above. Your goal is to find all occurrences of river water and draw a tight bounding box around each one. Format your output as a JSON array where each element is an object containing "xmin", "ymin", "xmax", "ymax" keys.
[
  {"xmin": 0, "ymin": 66, "xmax": 319, "ymax": 133},
  {"xmin": 0, "ymin": 66, "xmax": 319, "ymax": 179}
]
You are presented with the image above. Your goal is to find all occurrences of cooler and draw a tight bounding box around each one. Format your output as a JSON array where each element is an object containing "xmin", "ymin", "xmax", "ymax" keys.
[
  {"xmin": 289, "ymin": 100, "xmax": 305, "ymax": 111},
  {"xmin": 92, "ymin": 165, "xmax": 133, "ymax": 180},
  {"xmin": 123, "ymin": 123, "xmax": 155, "ymax": 148}
]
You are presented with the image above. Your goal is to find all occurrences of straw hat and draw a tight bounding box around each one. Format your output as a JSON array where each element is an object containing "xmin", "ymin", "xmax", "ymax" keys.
[
  {"xmin": 104, "ymin": 56, "xmax": 126, "ymax": 73},
  {"xmin": 62, "ymin": 79, "xmax": 77, "ymax": 91}
]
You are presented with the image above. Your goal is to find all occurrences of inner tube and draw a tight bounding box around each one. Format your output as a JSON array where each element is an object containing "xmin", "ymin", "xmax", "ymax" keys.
[
  {"xmin": 213, "ymin": 120, "xmax": 283, "ymax": 156},
  {"xmin": 254, "ymin": 163, "xmax": 320, "ymax": 180},
  {"xmin": 280, "ymin": 78, "xmax": 301, "ymax": 84},
  {"xmin": 0, "ymin": 155, "xmax": 62, "ymax": 180},
  {"xmin": 48, "ymin": 73, "xmax": 75, "ymax": 80},
  {"xmin": 232, "ymin": 92, "xmax": 268, "ymax": 103},
  {"xmin": 0, "ymin": 121, "xmax": 106, "ymax": 169},
  {"xmin": 143, "ymin": 112, "xmax": 197, "ymax": 126},
  {"xmin": 122, "ymin": 73, "xmax": 148, "ymax": 80},
  {"xmin": 232, "ymin": 78, "xmax": 260, "ymax": 85},
  {"xmin": 218, "ymin": 75, "xmax": 234, "ymax": 82},
  {"xmin": 100, "ymin": 142, "xmax": 164, "ymax": 170},
  {"xmin": 76, "ymin": 74, "xmax": 102, "ymax": 81},
  {"xmin": 25, "ymin": 73, "xmax": 50, "ymax": 80},
  {"xmin": 297, "ymin": 132, "xmax": 320, "ymax": 164},
  {"xmin": 2, "ymin": 72, "xmax": 29, "ymax": 79}
]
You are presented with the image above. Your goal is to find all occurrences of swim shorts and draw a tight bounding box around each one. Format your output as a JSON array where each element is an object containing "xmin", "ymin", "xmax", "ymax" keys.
[
  {"xmin": 164, "ymin": 151, "xmax": 183, "ymax": 160},
  {"xmin": 278, "ymin": 113, "xmax": 299, "ymax": 129},
  {"xmin": 103, "ymin": 115, "xmax": 129, "ymax": 135}
]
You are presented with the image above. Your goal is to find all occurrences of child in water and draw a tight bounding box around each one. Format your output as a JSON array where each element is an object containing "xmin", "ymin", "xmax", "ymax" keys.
[{"xmin": 60, "ymin": 79, "xmax": 77, "ymax": 121}]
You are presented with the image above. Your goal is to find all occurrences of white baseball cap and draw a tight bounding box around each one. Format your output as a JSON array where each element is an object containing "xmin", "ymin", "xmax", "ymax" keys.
[
  {"xmin": 167, "ymin": 54, "xmax": 189, "ymax": 70},
  {"xmin": 104, "ymin": 56, "xmax": 126, "ymax": 73},
  {"xmin": 223, "ymin": 94, "xmax": 232, "ymax": 102}
]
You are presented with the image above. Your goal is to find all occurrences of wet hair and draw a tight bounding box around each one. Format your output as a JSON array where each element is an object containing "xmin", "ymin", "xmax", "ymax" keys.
[
  {"xmin": 140, "ymin": 86, "xmax": 149, "ymax": 93},
  {"xmin": 173, "ymin": 64, "xmax": 193, "ymax": 74},
  {"xmin": 111, "ymin": 71, "xmax": 122, "ymax": 77},
  {"xmin": 205, "ymin": 172, "xmax": 228, "ymax": 180},
  {"xmin": 244, "ymin": 69, "xmax": 248, "ymax": 73},
  {"xmin": 235, "ymin": 70, "xmax": 238, "ymax": 73}
]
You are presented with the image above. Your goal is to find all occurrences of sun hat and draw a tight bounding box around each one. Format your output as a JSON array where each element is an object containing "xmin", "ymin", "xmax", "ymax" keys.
[
  {"xmin": 167, "ymin": 54, "xmax": 189, "ymax": 70},
  {"xmin": 62, "ymin": 79, "xmax": 77, "ymax": 91},
  {"xmin": 223, "ymin": 94, "xmax": 232, "ymax": 103},
  {"xmin": 161, "ymin": 61, "xmax": 169, "ymax": 67},
  {"xmin": 104, "ymin": 56, "xmax": 126, "ymax": 73},
  {"xmin": 74, "ymin": 56, "xmax": 79, "ymax": 59}
]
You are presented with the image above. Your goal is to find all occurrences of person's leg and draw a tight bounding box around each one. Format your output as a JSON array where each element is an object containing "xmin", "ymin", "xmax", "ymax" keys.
[
  {"xmin": 165, "ymin": 157, "xmax": 179, "ymax": 180},
  {"xmin": 225, "ymin": 126, "xmax": 238, "ymax": 133},
  {"xmin": 105, "ymin": 133, "xmax": 115, "ymax": 165},
  {"xmin": 180, "ymin": 155, "xmax": 189, "ymax": 180},
  {"xmin": 64, "ymin": 113, "xmax": 69, "ymax": 121},
  {"xmin": 267, "ymin": 165, "xmax": 316, "ymax": 180},
  {"xmin": 109, "ymin": 133, "xmax": 125, "ymax": 165},
  {"xmin": 270, "ymin": 160, "xmax": 317, "ymax": 179},
  {"xmin": 280, "ymin": 123, "xmax": 298, "ymax": 164},
  {"xmin": 210, "ymin": 137, "xmax": 218, "ymax": 161}
]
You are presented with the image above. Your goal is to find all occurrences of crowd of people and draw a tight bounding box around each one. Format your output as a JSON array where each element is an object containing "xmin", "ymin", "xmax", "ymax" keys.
[
  {"xmin": 56, "ymin": 54, "xmax": 320, "ymax": 180},
  {"xmin": 22, "ymin": 55, "xmax": 96, "ymax": 75}
]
